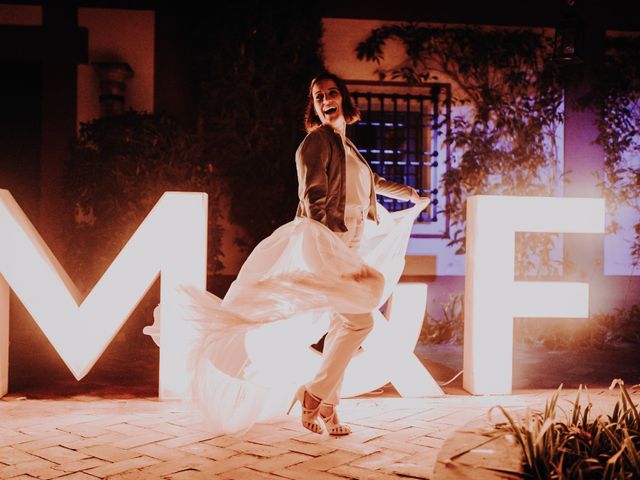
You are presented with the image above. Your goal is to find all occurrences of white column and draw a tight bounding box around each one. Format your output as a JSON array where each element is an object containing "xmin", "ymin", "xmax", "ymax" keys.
[{"xmin": 0, "ymin": 275, "xmax": 8, "ymax": 397}]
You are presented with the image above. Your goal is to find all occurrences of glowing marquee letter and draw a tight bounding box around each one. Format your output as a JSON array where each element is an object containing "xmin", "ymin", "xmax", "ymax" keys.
[
  {"xmin": 244, "ymin": 283, "xmax": 443, "ymax": 398},
  {"xmin": 463, "ymin": 195, "xmax": 605, "ymax": 395},
  {"xmin": 0, "ymin": 189, "xmax": 207, "ymax": 399},
  {"xmin": 343, "ymin": 283, "xmax": 443, "ymax": 397}
]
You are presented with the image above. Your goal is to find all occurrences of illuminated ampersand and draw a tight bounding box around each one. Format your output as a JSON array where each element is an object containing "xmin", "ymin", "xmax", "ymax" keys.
[
  {"xmin": 0, "ymin": 189, "xmax": 207, "ymax": 399},
  {"xmin": 243, "ymin": 282, "xmax": 443, "ymax": 398},
  {"xmin": 343, "ymin": 283, "xmax": 444, "ymax": 397},
  {"xmin": 463, "ymin": 195, "xmax": 605, "ymax": 395}
]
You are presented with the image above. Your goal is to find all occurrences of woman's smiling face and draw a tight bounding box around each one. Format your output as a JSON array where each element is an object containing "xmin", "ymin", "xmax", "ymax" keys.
[{"xmin": 312, "ymin": 78, "xmax": 344, "ymax": 129}]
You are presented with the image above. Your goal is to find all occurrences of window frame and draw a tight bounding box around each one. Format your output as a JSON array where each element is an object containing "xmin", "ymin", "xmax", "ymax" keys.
[{"xmin": 346, "ymin": 80, "xmax": 452, "ymax": 239}]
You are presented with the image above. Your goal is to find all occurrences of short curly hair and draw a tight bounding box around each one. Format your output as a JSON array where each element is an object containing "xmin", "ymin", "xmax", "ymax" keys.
[{"xmin": 304, "ymin": 72, "xmax": 360, "ymax": 132}]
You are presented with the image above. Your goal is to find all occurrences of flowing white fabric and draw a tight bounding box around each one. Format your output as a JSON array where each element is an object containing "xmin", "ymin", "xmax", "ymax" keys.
[{"xmin": 149, "ymin": 201, "xmax": 427, "ymax": 434}]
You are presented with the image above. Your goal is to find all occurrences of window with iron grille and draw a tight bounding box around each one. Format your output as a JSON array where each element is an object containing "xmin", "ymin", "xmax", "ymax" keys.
[{"xmin": 346, "ymin": 82, "xmax": 451, "ymax": 238}]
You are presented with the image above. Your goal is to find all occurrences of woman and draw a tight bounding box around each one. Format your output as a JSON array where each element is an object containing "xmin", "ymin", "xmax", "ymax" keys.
[
  {"xmin": 161, "ymin": 72, "xmax": 428, "ymax": 436},
  {"xmin": 288, "ymin": 72, "xmax": 426, "ymax": 435}
]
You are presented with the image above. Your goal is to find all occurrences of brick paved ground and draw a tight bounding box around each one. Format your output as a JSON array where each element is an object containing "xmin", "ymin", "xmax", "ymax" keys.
[{"xmin": 0, "ymin": 387, "xmax": 633, "ymax": 479}]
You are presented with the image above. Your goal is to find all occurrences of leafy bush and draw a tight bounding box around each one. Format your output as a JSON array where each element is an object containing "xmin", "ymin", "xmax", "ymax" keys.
[
  {"xmin": 420, "ymin": 293, "xmax": 640, "ymax": 350},
  {"xmin": 356, "ymin": 26, "xmax": 640, "ymax": 271},
  {"xmin": 420, "ymin": 293, "xmax": 464, "ymax": 345},
  {"xmin": 187, "ymin": 4, "xmax": 324, "ymax": 251},
  {"xmin": 62, "ymin": 111, "xmax": 223, "ymax": 291},
  {"xmin": 356, "ymin": 25, "xmax": 565, "ymax": 276},
  {"xmin": 516, "ymin": 305, "xmax": 640, "ymax": 351}
]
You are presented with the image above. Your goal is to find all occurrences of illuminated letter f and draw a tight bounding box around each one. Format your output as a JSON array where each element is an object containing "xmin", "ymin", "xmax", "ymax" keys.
[{"xmin": 463, "ymin": 195, "xmax": 605, "ymax": 395}]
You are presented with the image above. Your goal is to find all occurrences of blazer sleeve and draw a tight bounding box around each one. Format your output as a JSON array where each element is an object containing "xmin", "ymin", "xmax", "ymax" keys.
[
  {"xmin": 295, "ymin": 131, "xmax": 330, "ymax": 225},
  {"xmin": 373, "ymin": 172, "xmax": 417, "ymax": 201}
]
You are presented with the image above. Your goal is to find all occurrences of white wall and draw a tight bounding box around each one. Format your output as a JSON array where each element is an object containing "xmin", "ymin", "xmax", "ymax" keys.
[
  {"xmin": 0, "ymin": 4, "xmax": 41, "ymax": 25},
  {"xmin": 77, "ymin": 8, "xmax": 155, "ymax": 126},
  {"xmin": 604, "ymin": 149, "xmax": 640, "ymax": 276},
  {"xmin": 323, "ymin": 18, "xmax": 408, "ymax": 81}
]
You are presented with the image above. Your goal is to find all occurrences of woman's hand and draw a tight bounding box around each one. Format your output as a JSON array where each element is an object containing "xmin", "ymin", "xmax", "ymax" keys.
[{"xmin": 409, "ymin": 189, "xmax": 430, "ymax": 205}]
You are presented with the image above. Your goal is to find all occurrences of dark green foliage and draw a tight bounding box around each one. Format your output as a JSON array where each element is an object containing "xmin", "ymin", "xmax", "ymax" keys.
[
  {"xmin": 357, "ymin": 25, "xmax": 640, "ymax": 270},
  {"xmin": 516, "ymin": 305, "xmax": 640, "ymax": 351},
  {"xmin": 356, "ymin": 25, "xmax": 566, "ymax": 275},
  {"xmin": 422, "ymin": 293, "xmax": 640, "ymax": 349},
  {"xmin": 420, "ymin": 293, "xmax": 464, "ymax": 345},
  {"xmin": 495, "ymin": 381, "xmax": 640, "ymax": 479},
  {"xmin": 62, "ymin": 111, "xmax": 223, "ymax": 291},
  {"xmin": 187, "ymin": 4, "xmax": 324, "ymax": 251},
  {"xmin": 61, "ymin": 6, "xmax": 325, "ymax": 290}
]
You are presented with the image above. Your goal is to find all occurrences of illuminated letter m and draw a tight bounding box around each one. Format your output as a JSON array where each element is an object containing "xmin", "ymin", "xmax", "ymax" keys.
[{"xmin": 0, "ymin": 189, "xmax": 207, "ymax": 399}]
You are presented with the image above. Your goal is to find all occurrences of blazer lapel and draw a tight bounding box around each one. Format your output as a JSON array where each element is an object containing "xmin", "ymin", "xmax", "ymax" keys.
[{"xmin": 345, "ymin": 138, "xmax": 374, "ymax": 173}]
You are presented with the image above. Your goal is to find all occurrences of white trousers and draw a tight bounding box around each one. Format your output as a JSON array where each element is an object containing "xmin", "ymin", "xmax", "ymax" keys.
[{"xmin": 306, "ymin": 209, "xmax": 374, "ymax": 405}]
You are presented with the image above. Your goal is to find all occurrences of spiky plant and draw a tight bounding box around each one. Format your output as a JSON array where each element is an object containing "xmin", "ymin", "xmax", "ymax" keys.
[{"xmin": 493, "ymin": 380, "xmax": 640, "ymax": 479}]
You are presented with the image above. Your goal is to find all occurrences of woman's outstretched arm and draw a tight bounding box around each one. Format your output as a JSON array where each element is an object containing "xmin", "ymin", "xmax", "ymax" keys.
[{"xmin": 373, "ymin": 173, "xmax": 422, "ymax": 202}]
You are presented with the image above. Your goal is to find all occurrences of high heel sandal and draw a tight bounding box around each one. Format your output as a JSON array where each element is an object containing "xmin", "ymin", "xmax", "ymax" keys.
[
  {"xmin": 287, "ymin": 386, "xmax": 323, "ymax": 434},
  {"xmin": 319, "ymin": 403, "xmax": 352, "ymax": 436}
]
